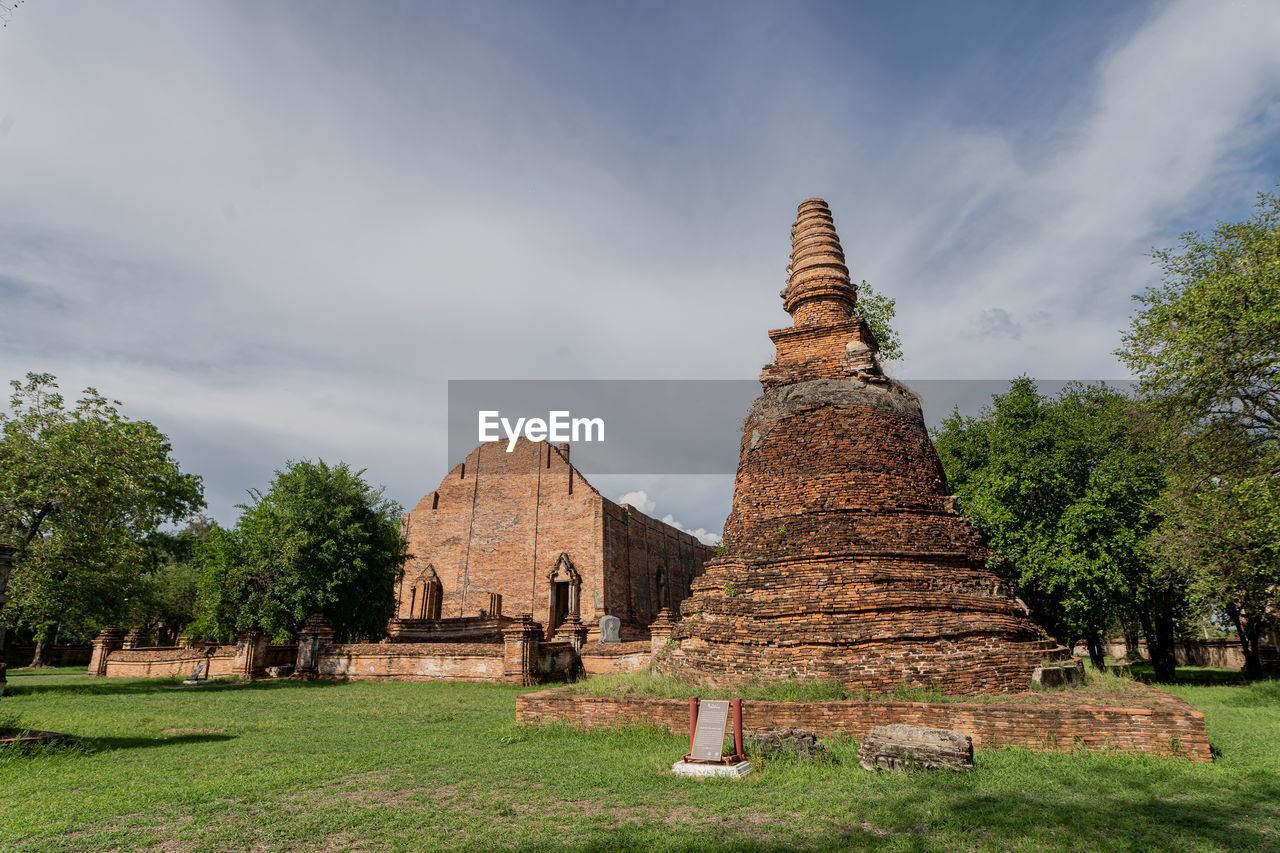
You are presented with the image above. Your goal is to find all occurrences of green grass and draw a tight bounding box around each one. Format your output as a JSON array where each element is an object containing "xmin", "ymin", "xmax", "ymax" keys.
[
  {"xmin": 567, "ymin": 666, "xmax": 1156, "ymax": 705},
  {"xmin": 1, "ymin": 667, "xmax": 1278, "ymax": 852},
  {"xmin": 568, "ymin": 671, "xmax": 863, "ymax": 702}
]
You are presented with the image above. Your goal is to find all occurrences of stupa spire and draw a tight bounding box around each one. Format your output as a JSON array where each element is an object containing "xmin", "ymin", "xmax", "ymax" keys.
[{"xmin": 782, "ymin": 198, "xmax": 858, "ymax": 326}]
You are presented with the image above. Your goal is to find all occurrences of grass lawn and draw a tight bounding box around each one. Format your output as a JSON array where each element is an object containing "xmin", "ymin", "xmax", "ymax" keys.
[{"xmin": 1, "ymin": 667, "xmax": 1278, "ymax": 852}]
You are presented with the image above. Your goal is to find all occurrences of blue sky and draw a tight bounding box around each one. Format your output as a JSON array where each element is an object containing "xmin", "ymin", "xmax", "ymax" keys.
[{"xmin": 2, "ymin": 0, "xmax": 1279, "ymax": 537}]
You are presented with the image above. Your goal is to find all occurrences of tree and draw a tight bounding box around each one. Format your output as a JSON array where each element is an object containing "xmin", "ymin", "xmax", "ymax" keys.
[
  {"xmin": 0, "ymin": 373, "xmax": 204, "ymax": 664},
  {"xmin": 194, "ymin": 460, "xmax": 406, "ymax": 642},
  {"xmin": 126, "ymin": 516, "xmax": 219, "ymax": 644},
  {"xmin": 1118, "ymin": 189, "xmax": 1280, "ymax": 475},
  {"xmin": 855, "ymin": 280, "xmax": 903, "ymax": 362},
  {"xmin": 1118, "ymin": 190, "xmax": 1280, "ymax": 675},
  {"xmin": 934, "ymin": 379, "xmax": 1174, "ymax": 673},
  {"xmin": 1150, "ymin": 475, "xmax": 1280, "ymax": 677}
]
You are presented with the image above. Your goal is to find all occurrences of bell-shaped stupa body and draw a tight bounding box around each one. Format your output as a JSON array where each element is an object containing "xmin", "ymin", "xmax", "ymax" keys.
[{"xmin": 668, "ymin": 199, "xmax": 1063, "ymax": 694}]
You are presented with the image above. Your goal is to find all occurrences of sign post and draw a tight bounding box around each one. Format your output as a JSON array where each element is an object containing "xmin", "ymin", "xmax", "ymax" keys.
[{"xmin": 673, "ymin": 696, "xmax": 750, "ymax": 777}]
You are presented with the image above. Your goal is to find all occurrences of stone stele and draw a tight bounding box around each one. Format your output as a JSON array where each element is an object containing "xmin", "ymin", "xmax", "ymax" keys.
[
  {"xmin": 858, "ymin": 724, "xmax": 974, "ymax": 772},
  {"xmin": 664, "ymin": 198, "xmax": 1068, "ymax": 694}
]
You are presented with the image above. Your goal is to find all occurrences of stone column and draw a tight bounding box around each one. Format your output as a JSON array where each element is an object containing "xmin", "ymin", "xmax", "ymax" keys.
[
  {"xmin": 294, "ymin": 614, "xmax": 336, "ymax": 679},
  {"xmin": 503, "ymin": 616, "xmax": 542, "ymax": 686},
  {"xmin": 88, "ymin": 626, "xmax": 125, "ymax": 677},
  {"xmin": 122, "ymin": 626, "xmax": 147, "ymax": 649},
  {"xmin": 233, "ymin": 627, "xmax": 269, "ymax": 680}
]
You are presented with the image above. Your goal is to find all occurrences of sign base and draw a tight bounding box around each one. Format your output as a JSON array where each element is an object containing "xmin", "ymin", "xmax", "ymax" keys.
[{"xmin": 671, "ymin": 760, "xmax": 752, "ymax": 778}]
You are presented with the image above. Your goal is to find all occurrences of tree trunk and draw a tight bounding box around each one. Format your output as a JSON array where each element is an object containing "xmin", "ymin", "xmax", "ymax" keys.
[
  {"xmin": 0, "ymin": 622, "xmax": 8, "ymax": 695},
  {"xmin": 1151, "ymin": 621, "xmax": 1178, "ymax": 682},
  {"xmin": 1085, "ymin": 632, "xmax": 1106, "ymax": 671},
  {"xmin": 1122, "ymin": 618, "xmax": 1142, "ymax": 661},
  {"xmin": 30, "ymin": 637, "xmax": 47, "ymax": 668},
  {"xmin": 1139, "ymin": 609, "xmax": 1178, "ymax": 682},
  {"xmin": 1225, "ymin": 603, "xmax": 1263, "ymax": 679}
]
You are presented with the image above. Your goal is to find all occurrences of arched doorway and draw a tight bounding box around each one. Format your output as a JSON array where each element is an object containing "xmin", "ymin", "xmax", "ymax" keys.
[{"xmin": 546, "ymin": 553, "xmax": 581, "ymax": 636}]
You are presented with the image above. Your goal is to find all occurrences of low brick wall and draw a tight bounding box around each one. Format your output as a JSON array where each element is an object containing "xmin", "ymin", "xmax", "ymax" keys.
[
  {"xmin": 579, "ymin": 641, "xmax": 652, "ymax": 676},
  {"xmin": 516, "ymin": 687, "xmax": 1212, "ymax": 761},
  {"xmin": 317, "ymin": 642, "xmax": 505, "ymax": 682},
  {"xmin": 263, "ymin": 644, "xmax": 297, "ymax": 668},
  {"xmin": 1073, "ymin": 638, "xmax": 1278, "ymax": 671},
  {"xmin": 103, "ymin": 646, "xmax": 237, "ymax": 679}
]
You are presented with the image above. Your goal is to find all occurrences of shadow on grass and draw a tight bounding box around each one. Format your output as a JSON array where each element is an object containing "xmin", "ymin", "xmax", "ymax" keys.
[
  {"xmin": 1117, "ymin": 663, "xmax": 1254, "ymax": 686},
  {"xmin": 502, "ymin": 760, "xmax": 1280, "ymax": 853},
  {"xmin": 4, "ymin": 675, "xmax": 347, "ymax": 698},
  {"xmin": 930, "ymin": 761, "xmax": 1280, "ymax": 852},
  {"xmin": 80, "ymin": 732, "xmax": 237, "ymax": 753},
  {"xmin": 2, "ymin": 732, "xmax": 239, "ymax": 760}
]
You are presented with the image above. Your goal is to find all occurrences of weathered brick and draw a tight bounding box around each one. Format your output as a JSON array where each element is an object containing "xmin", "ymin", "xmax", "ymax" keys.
[
  {"xmin": 666, "ymin": 199, "xmax": 1067, "ymax": 694},
  {"xmin": 515, "ymin": 686, "xmax": 1213, "ymax": 761},
  {"xmin": 396, "ymin": 440, "xmax": 713, "ymax": 640}
]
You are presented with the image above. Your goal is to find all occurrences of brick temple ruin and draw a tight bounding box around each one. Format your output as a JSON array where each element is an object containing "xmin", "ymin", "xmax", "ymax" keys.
[
  {"xmin": 659, "ymin": 198, "xmax": 1066, "ymax": 694},
  {"xmin": 391, "ymin": 438, "xmax": 712, "ymax": 644},
  {"xmin": 88, "ymin": 440, "xmax": 713, "ymax": 684}
]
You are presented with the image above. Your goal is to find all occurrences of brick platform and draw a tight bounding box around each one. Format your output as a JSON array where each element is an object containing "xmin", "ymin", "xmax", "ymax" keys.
[
  {"xmin": 579, "ymin": 640, "xmax": 653, "ymax": 676},
  {"xmin": 516, "ymin": 686, "xmax": 1212, "ymax": 761}
]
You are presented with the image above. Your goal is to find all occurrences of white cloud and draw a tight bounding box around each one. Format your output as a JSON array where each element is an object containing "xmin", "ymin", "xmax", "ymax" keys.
[
  {"xmin": 616, "ymin": 490, "xmax": 657, "ymax": 515},
  {"xmin": 616, "ymin": 489, "xmax": 722, "ymax": 546},
  {"xmin": 886, "ymin": 0, "xmax": 1280, "ymax": 379},
  {"xmin": 661, "ymin": 514, "xmax": 722, "ymax": 548}
]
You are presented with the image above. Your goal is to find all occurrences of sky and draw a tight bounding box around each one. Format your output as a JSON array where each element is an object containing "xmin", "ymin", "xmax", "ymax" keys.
[{"xmin": 2, "ymin": 0, "xmax": 1280, "ymax": 539}]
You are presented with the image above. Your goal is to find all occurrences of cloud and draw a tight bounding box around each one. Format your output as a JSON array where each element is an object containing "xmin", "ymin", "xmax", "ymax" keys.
[
  {"xmin": 660, "ymin": 514, "xmax": 723, "ymax": 547},
  {"xmin": 616, "ymin": 489, "xmax": 722, "ymax": 546},
  {"xmin": 885, "ymin": 0, "xmax": 1280, "ymax": 379},
  {"xmin": 2, "ymin": 0, "xmax": 1278, "ymax": 531},
  {"xmin": 973, "ymin": 308, "xmax": 1023, "ymax": 341},
  {"xmin": 616, "ymin": 490, "xmax": 657, "ymax": 515}
]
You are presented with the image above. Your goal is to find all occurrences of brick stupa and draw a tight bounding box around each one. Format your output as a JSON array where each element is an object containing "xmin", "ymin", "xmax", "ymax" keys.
[{"xmin": 666, "ymin": 198, "xmax": 1064, "ymax": 694}]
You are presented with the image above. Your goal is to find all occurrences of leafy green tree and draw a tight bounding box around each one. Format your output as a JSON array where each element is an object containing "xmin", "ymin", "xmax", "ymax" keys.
[
  {"xmin": 194, "ymin": 460, "xmax": 406, "ymax": 642},
  {"xmin": 934, "ymin": 379, "xmax": 1173, "ymax": 672},
  {"xmin": 1150, "ymin": 476, "xmax": 1280, "ymax": 677},
  {"xmin": 0, "ymin": 373, "xmax": 204, "ymax": 664},
  {"xmin": 855, "ymin": 280, "xmax": 903, "ymax": 362},
  {"xmin": 1118, "ymin": 189, "xmax": 1280, "ymax": 474},
  {"xmin": 1119, "ymin": 190, "xmax": 1280, "ymax": 675},
  {"xmin": 126, "ymin": 516, "xmax": 218, "ymax": 643}
]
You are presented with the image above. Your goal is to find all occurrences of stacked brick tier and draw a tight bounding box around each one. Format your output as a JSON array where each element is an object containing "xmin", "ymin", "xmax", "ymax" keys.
[{"xmin": 670, "ymin": 199, "xmax": 1062, "ymax": 694}]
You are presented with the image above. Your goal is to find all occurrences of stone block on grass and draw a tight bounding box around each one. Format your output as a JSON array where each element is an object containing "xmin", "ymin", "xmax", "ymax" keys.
[
  {"xmin": 858, "ymin": 724, "xmax": 973, "ymax": 772},
  {"xmin": 1032, "ymin": 661, "xmax": 1084, "ymax": 688},
  {"xmin": 748, "ymin": 727, "xmax": 830, "ymax": 761}
]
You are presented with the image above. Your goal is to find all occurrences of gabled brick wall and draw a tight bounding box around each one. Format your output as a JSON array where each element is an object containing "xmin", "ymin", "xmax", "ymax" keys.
[{"xmin": 397, "ymin": 439, "xmax": 712, "ymax": 638}]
